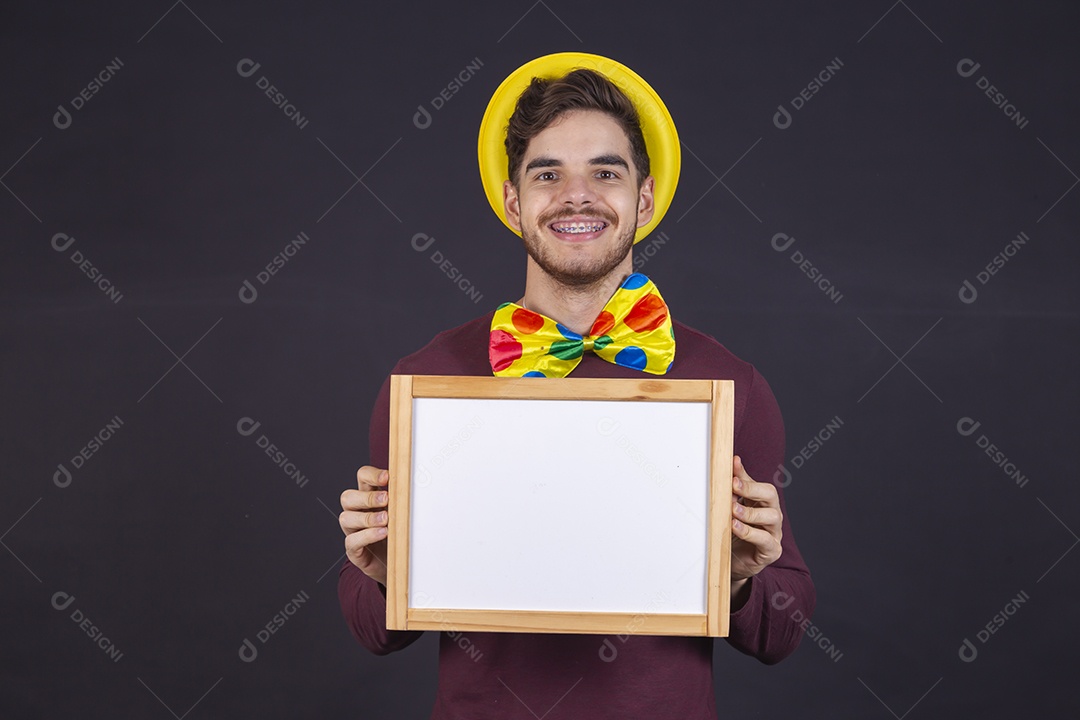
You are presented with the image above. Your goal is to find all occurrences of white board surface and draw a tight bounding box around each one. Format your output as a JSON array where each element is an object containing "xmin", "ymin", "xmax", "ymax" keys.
[{"xmin": 409, "ymin": 396, "xmax": 712, "ymax": 614}]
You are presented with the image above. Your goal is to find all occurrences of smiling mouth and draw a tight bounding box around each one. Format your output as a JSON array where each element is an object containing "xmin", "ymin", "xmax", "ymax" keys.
[{"xmin": 549, "ymin": 220, "xmax": 608, "ymax": 235}]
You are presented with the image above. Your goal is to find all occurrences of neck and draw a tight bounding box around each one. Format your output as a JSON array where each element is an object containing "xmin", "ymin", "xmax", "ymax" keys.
[{"xmin": 517, "ymin": 254, "xmax": 635, "ymax": 336}]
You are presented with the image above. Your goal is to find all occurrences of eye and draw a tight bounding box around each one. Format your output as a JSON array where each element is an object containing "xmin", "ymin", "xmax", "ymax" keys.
[
  {"xmin": 596, "ymin": 170, "xmax": 618, "ymax": 180},
  {"xmin": 536, "ymin": 171, "xmax": 557, "ymax": 181}
]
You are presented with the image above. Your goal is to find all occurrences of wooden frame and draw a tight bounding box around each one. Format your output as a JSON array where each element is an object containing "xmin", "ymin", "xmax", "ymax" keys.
[{"xmin": 386, "ymin": 374, "xmax": 735, "ymax": 637}]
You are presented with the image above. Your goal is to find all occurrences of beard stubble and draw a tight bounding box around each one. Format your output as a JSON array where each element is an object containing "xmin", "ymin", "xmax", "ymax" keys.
[{"xmin": 520, "ymin": 205, "xmax": 636, "ymax": 289}]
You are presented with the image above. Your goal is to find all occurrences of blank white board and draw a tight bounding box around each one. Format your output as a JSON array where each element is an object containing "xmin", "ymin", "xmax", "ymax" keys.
[
  {"xmin": 409, "ymin": 397, "xmax": 711, "ymax": 614},
  {"xmin": 386, "ymin": 375, "xmax": 735, "ymax": 636}
]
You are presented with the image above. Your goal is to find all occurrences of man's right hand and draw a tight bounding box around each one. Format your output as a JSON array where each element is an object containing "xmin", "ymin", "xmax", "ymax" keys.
[{"xmin": 339, "ymin": 465, "xmax": 390, "ymax": 586}]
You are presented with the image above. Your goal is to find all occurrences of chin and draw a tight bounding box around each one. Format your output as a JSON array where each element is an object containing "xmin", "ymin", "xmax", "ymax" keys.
[{"xmin": 521, "ymin": 222, "xmax": 634, "ymax": 286}]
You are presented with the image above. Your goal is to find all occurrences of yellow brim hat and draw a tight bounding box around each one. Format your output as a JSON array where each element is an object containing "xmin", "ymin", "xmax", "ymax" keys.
[{"xmin": 477, "ymin": 52, "xmax": 680, "ymax": 244}]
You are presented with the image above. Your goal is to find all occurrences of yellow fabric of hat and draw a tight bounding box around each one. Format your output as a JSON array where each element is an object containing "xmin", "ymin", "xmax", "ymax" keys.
[{"xmin": 477, "ymin": 52, "xmax": 680, "ymax": 244}]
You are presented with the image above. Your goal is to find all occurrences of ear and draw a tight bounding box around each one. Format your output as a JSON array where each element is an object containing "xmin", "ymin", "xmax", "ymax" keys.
[
  {"xmin": 503, "ymin": 179, "xmax": 522, "ymax": 232},
  {"xmin": 636, "ymin": 174, "xmax": 655, "ymax": 228}
]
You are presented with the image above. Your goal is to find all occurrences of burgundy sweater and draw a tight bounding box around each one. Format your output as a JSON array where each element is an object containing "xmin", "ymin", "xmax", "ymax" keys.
[{"xmin": 339, "ymin": 310, "xmax": 815, "ymax": 719}]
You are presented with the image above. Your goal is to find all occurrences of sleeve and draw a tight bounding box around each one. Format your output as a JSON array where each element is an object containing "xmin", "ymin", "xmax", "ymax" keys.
[
  {"xmin": 337, "ymin": 365, "xmax": 425, "ymax": 655},
  {"xmin": 724, "ymin": 366, "xmax": 816, "ymax": 665}
]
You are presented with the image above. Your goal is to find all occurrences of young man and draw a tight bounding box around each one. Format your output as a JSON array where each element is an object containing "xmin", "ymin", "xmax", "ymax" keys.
[{"xmin": 338, "ymin": 53, "xmax": 815, "ymax": 718}]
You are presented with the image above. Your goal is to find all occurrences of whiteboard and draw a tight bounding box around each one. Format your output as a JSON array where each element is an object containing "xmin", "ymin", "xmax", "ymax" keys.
[
  {"xmin": 385, "ymin": 375, "xmax": 734, "ymax": 636},
  {"xmin": 409, "ymin": 396, "xmax": 711, "ymax": 614}
]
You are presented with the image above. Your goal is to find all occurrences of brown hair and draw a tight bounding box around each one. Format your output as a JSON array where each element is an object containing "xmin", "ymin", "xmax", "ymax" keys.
[{"xmin": 505, "ymin": 68, "xmax": 650, "ymax": 188}]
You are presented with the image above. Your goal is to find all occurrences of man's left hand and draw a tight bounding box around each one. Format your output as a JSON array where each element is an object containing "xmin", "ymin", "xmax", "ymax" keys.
[{"xmin": 730, "ymin": 454, "xmax": 783, "ymax": 583}]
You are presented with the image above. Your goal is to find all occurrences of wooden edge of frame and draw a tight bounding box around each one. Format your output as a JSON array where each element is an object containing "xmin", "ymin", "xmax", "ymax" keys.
[
  {"xmin": 392, "ymin": 373, "xmax": 733, "ymax": 637},
  {"xmin": 405, "ymin": 608, "xmax": 708, "ymax": 636},
  {"xmin": 386, "ymin": 374, "xmax": 413, "ymax": 630},
  {"xmin": 411, "ymin": 374, "xmax": 713, "ymax": 401},
  {"xmin": 706, "ymin": 379, "xmax": 735, "ymax": 637}
]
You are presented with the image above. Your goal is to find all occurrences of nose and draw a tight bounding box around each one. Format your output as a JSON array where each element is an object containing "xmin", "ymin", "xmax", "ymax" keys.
[{"xmin": 557, "ymin": 171, "xmax": 598, "ymax": 207}]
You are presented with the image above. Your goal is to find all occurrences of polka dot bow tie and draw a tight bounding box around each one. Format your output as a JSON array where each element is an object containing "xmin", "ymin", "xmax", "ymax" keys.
[{"xmin": 489, "ymin": 272, "xmax": 675, "ymax": 378}]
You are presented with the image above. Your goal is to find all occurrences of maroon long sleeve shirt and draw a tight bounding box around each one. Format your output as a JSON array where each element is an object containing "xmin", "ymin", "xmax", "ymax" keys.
[{"xmin": 339, "ymin": 310, "xmax": 816, "ymax": 719}]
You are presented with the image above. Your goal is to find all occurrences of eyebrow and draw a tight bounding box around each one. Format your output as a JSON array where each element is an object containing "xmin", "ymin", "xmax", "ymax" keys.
[
  {"xmin": 524, "ymin": 154, "xmax": 630, "ymax": 173},
  {"xmin": 589, "ymin": 154, "xmax": 629, "ymax": 170}
]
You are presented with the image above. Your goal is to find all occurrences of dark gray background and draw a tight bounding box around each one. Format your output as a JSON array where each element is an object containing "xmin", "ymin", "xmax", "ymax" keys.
[{"xmin": 3, "ymin": 1, "xmax": 1077, "ymax": 717}]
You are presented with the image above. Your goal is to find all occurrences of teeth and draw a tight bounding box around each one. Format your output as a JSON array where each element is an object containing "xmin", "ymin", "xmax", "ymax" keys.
[{"xmin": 553, "ymin": 222, "xmax": 605, "ymax": 234}]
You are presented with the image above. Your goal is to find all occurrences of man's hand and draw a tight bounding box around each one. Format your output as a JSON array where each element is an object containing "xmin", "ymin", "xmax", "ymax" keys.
[
  {"xmin": 730, "ymin": 454, "xmax": 783, "ymax": 585},
  {"xmin": 339, "ymin": 465, "xmax": 390, "ymax": 586}
]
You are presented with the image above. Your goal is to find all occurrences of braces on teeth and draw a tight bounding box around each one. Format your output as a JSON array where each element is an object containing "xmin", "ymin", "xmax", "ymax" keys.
[{"xmin": 554, "ymin": 223, "xmax": 605, "ymax": 233}]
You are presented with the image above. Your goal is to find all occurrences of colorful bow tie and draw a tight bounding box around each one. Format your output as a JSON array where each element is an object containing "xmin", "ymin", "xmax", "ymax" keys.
[{"xmin": 489, "ymin": 272, "xmax": 675, "ymax": 378}]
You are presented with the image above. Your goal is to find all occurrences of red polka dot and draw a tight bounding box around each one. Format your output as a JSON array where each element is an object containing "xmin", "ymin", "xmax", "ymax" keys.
[
  {"xmin": 624, "ymin": 293, "xmax": 668, "ymax": 333},
  {"xmin": 489, "ymin": 329, "xmax": 523, "ymax": 372},
  {"xmin": 512, "ymin": 308, "xmax": 544, "ymax": 334},
  {"xmin": 589, "ymin": 310, "xmax": 615, "ymax": 337}
]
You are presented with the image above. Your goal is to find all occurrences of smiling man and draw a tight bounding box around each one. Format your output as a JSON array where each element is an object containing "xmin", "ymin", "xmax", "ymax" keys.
[
  {"xmin": 338, "ymin": 53, "xmax": 815, "ymax": 719},
  {"xmin": 503, "ymin": 103, "xmax": 651, "ymax": 333}
]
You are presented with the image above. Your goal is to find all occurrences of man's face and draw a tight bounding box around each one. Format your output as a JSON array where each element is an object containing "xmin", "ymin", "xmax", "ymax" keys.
[{"xmin": 503, "ymin": 109, "xmax": 654, "ymax": 288}]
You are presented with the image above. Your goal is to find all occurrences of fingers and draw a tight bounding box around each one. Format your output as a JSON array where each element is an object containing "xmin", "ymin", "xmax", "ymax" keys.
[
  {"xmin": 339, "ymin": 508, "xmax": 388, "ymax": 534},
  {"xmin": 344, "ymin": 527, "xmax": 389, "ymax": 584},
  {"xmin": 340, "ymin": 479, "xmax": 390, "ymax": 536},
  {"xmin": 730, "ymin": 455, "xmax": 784, "ymax": 578},
  {"xmin": 344, "ymin": 466, "xmax": 390, "ymax": 513},
  {"xmin": 732, "ymin": 500, "xmax": 783, "ymax": 530},
  {"xmin": 733, "ymin": 453, "xmax": 748, "ymax": 479},
  {"xmin": 340, "ymin": 487, "xmax": 389, "ymax": 512},
  {"xmin": 731, "ymin": 517, "xmax": 783, "ymax": 560},
  {"xmin": 344, "ymin": 525, "xmax": 388, "ymax": 551},
  {"xmin": 356, "ymin": 465, "xmax": 389, "ymax": 491},
  {"xmin": 731, "ymin": 455, "xmax": 783, "ymax": 535},
  {"xmin": 732, "ymin": 455, "xmax": 779, "ymax": 507},
  {"xmin": 341, "ymin": 466, "xmax": 391, "ymax": 584}
]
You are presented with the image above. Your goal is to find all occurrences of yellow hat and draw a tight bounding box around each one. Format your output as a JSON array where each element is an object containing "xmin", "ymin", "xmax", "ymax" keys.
[{"xmin": 477, "ymin": 52, "xmax": 680, "ymax": 244}]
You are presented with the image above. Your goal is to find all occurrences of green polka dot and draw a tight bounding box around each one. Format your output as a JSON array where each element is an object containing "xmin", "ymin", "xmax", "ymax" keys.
[{"xmin": 593, "ymin": 335, "xmax": 613, "ymax": 350}]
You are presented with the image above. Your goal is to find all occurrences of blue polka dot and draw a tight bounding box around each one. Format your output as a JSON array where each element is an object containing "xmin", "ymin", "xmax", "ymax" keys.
[
  {"xmin": 555, "ymin": 322, "xmax": 581, "ymax": 340},
  {"xmin": 621, "ymin": 273, "xmax": 648, "ymax": 290},
  {"xmin": 523, "ymin": 370, "xmax": 546, "ymax": 377},
  {"xmin": 614, "ymin": 346, "xmax": 648, "ymax": 370},
  {"xmin": 666, "ymin": 361, "xmax": 673, "ymax": 373}
]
